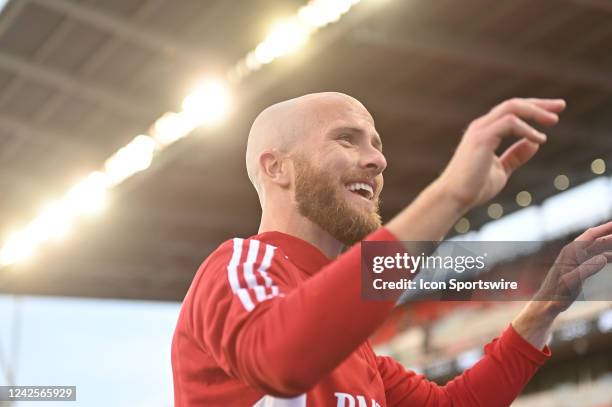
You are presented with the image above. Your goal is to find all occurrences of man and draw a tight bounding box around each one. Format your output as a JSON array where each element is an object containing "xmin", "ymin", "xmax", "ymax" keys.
[{"xmin": 171, "ymin": 92, "xmax": 611, "ymax": 406}]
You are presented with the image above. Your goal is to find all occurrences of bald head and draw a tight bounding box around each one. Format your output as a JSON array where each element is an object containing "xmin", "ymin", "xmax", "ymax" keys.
[{"xmin": 246, "ymin": 92, "xmax": 373, "ymax": 198}]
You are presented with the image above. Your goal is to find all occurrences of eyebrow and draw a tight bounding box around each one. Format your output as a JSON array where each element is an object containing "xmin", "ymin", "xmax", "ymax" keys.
[{"xmin": 334, "ymin": 126, "xmax": 383, "ymax": 151}]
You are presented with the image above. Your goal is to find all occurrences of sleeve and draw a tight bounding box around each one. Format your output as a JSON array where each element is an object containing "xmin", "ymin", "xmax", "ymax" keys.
[
  {"xmin": 189, "ymin": 228, "xmax": 402, "ymax": 397},
  {"xmin": 378, "ymin": 325, "xmax": 551, "ymax": 407}
]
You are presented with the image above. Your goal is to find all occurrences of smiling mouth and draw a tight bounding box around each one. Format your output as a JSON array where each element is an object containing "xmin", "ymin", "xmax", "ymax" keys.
[{"xmin": 345, "ymin": 182, "xmax": 374, "ymax": 200}]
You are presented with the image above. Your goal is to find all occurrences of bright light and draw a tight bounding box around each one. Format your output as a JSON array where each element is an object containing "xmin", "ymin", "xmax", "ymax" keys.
[
  {"xmin": 298, "ymin": 0, "xmax": 361, "ymax": 28},
  {"xmin": 236, "ymin": 0, "xmax": 362, "ymax": 78},
  {"xmin": 182, "ymin": 80, "xmax": 231, "ymax": 126},
  {"xmin": 64, "ymin": 171, "xmax": 108, "ymax": 217},
  {"xmin": 0, "ymin": 172, "xmax": 110, "ymax": 267},
  {"xmin": 151, "ymin": 112, "xmax": 197, "ymax": 147},
  {"xmin": 245, "ymin": 52, "xmax": 262, "ymax": 71},
  {"xmin": 554, "ymin": 174, "xmax": 570, "ymax": 191},
  {"xmin": 255, "ymin": 19, "xmax": 311, "ymax": 65},
  {"xmin": 487, "ymin": 203, "xmax": 503, "ymax": 219},
  {"xmin": 516, "ymin": 191, "xmax": 532, "ymax": 207},
  {"xmin": 0, "ymin": 230, "xmax": 37, "ymax": 266},
  {"xmin": 104, "ymin": 135, "xmax": 158, "ymax": 187},
  {"xmin": 591, "ymin": 158, "xmax": 606, "ymax": 175},
  {"xmin": 454, "ymin": 218, "xmax": 470, "ymax": 234},
  {"xmin": 28, "ymin": 200, "xmax": 75, "ymax": 242}
]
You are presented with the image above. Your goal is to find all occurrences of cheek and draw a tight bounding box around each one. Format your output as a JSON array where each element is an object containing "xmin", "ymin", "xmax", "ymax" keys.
[{"xmin": 320, "ymin": 148, "xmax": 353, "ymax": 172}]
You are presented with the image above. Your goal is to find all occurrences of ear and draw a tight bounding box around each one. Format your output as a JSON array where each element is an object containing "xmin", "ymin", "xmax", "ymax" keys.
[{"xmin": 260, "ymin": 150, "xmax": 292, "ymax": 188}]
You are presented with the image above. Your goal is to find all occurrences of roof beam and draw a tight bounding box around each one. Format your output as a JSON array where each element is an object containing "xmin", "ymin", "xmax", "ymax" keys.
[
  {"xmin": 0, "ymin": 51, "xmax": 155, "ymax": 123},
  {"xmin": 30, "ymin": 0, "xmax": 212, "ymax": 68},
  {"xmin": 0, "ymin": 113, "xmax": 89, "ymax": 152},
  {"xmin": 351, "ymin": 28, "xmax": 612, "ymax": 92}
]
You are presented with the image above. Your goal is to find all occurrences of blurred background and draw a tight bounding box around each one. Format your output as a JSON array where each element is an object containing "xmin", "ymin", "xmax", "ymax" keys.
[{"xmin": 0, "ymin": 0, "xmax": 610, "ymax": 405}]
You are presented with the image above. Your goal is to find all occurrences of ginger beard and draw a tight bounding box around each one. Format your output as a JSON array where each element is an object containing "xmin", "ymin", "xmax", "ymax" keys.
[{"xmin": 293, "ymin": 155, "xmax": 382, "ymax": 246}]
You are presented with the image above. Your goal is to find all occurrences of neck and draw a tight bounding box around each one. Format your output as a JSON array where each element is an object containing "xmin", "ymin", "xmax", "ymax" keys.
[{"xmin": 258, "ymin": 209, "xmax": 344, "ymax": 259}]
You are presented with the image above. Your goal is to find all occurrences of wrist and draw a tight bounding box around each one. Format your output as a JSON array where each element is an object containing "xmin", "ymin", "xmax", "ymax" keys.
[
  {"xmin": 512, "ymin": 301, "xmax": 559, "ymax": 349},
  {"xmin": 428, "ymin": 177, "xmax": 472, "ymax": 218},
  {"xmin": 524, "ymin": 300, "xmax": 561, "ymax": 322}
]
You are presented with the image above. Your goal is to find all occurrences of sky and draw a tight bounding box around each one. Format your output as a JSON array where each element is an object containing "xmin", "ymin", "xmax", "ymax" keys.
[{"xmin": 0, "ymin": 294, "xmax": 181, "ymax": 407}]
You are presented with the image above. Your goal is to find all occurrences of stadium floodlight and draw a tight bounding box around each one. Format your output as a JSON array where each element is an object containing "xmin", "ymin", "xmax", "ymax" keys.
[
  {"xmin": 553, "ymin": 174, "xmax": 570, "ymax": 191},
  {"xmin": 454, "ymin": 217, "xmax": 470, "ymax": 234},
  {"xmin": 151, "ymin": 112, "xmax": 198, "ymax": 147},
  {"xmin": 182, "ymin": 79, "xmax": 232, "ymax": 127},
  {"xmin": 487, "ymin": 203, "xmax": 503, "ymax": 219},
  {"xmin": 32, "ymin": 201, "xmax": 76, "ymax": 242},
  {"xmin": 233, "ymin": 0, "xmax": 363, "ymax": 79},
  {"xmin": 0, "ymin": 230, "xmax": 36, "ymax": 267},
  {"xmin": 591, "ymin": 158, "xmax": 606, "ymax": 175},
  {"xmin": 0, "ymin": 171, "xmax": 110, "ymax": 267},
  {"xmin": 298, "ymin": 0, "xmax": 361, "ymax": 28},
  {"xmin": 64, "ymin": 171, "xmax": 108, "ymax": 217},
  {"xmin": 0, "ymin": 203, "xmax": 75, "ymax": 267},
  {"xmin": 104, "ymin": 135, "xmax": 158, "ymax": 187},
  {"xmin": 515, "ymin": 190, "xmax": 532, "ymax": 207},
  {"xmin": 253, "ymin": 18, "xmax": 312, "ymax": 65}
]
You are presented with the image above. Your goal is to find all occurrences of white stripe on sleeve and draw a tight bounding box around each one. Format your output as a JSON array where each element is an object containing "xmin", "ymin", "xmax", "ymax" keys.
[
  {"xmin": 227, "ymin": 238, "xmax": 255, "ymax": 311},
  {"xmin": 243, "ymin": 240, "xmax": 267, "ymax": 302},
  {"xmin": 226, "ymin": 238, "xmax": 283, "ymax": 312}
]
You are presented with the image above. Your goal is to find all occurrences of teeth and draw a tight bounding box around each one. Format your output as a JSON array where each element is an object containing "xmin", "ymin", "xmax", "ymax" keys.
[{"xmin": 346, "ymin": 182, "xmax": 374, "ymax": 199}]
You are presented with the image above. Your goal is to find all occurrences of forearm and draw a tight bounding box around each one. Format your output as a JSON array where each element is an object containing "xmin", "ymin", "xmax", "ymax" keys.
[
  {"xmin": 441, "ymin": 325, "xmax": 550, "ymax": 407},
  {"xmin": 511, "ymin": 301, "xmax": 558, "ymax": 350},
  {"xmin": 386, "ymin": 179, "xmax": 468, "ymax": 242},
  {"xmin": 380, "ymin": 326, "xmax": 550, "ymax": 407}
]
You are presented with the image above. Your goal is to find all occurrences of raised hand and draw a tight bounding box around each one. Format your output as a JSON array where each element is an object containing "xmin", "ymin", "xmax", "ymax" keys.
[
  {"xmin": 534, "ymin": 221, "xmax": 612, "ymax": 313},
  {"xmin": 437, "ymin": 98, "xmax": 566, "ymax": 209},
  {"xmin": 513, "ymin": 221, "xmax": 612, "ymax": 349}
]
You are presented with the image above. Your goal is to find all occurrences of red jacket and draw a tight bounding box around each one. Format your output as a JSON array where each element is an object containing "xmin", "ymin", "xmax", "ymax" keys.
[{"xmin": 171, "ymin": 228, "xmax": 550, "ymax": 406}]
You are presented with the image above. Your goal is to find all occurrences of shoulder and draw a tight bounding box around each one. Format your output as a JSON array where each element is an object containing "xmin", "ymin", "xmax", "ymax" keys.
[
  {"xmin": 192, "ymin": 237, "xmax": 293, "ymax": 293},
  {"xmin": 201, "ymin": 237, "xmax": 283, "ymax": 273}
]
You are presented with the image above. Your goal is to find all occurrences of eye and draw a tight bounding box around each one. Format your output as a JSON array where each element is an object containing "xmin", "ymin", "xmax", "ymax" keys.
[{"xmin": 337, "ymin": 134, "xmax": 353, "ymax": 146}]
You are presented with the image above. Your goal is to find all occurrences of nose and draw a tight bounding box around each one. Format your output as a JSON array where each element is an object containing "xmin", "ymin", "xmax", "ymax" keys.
[{"xmin": 360, "ymin": 146, "xmax": 387, "ymax": 175}]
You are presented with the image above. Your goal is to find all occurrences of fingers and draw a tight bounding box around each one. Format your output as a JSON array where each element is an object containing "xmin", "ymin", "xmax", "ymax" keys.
[
  {"xmin": 583, "ymin": 236, "xmax": 612, "ymax": 257},
  {"xmin": 525, "ymin": 98, "xmax": 567, "ymax": 114},
  {"xmin": 499, "ymin": 139, "xmax": 540, "ymax": 176},
  {"xmin": 482, "ymin": 114, "xmax": 547, "ymax": 150},
  {"xmin": 560, "ymin": 254, "xmax": 607, "ymax": 295},
  {"xmin": 473, "ymin": 98, "xmax": 565, "ymax": 130},
  {"xmin": 576, "ymin": 221, "xmax": 612, "ymax": 241}
]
